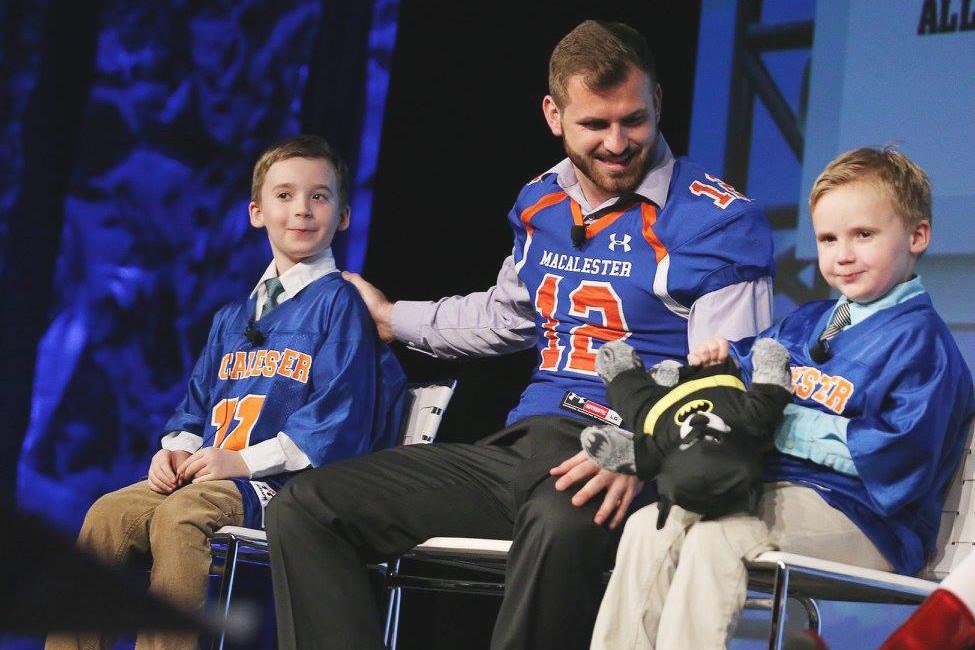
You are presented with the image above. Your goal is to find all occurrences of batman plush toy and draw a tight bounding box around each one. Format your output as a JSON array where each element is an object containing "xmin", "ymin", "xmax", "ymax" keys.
[{"xmin": 581, "ymin": 338, "xmax": 792, "ymax": 529}]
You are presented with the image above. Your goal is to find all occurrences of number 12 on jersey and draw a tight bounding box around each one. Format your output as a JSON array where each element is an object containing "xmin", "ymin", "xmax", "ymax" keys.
[{"xmin": 534, "ymin": 273, "xmax": 630, "ymax": 375}]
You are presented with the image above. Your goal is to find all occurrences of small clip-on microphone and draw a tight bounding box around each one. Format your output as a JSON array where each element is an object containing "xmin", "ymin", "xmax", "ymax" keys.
[
  {"xmin": 244, "ymin": 320, "xmax": 266, "ymax": 346},
  {"xmin": 570, "ymin": 224, "xmax": 587, "ymax": 250},
  {"xmin": 808, "ymin": 339, "xmax": 830, "ymax": 364}
]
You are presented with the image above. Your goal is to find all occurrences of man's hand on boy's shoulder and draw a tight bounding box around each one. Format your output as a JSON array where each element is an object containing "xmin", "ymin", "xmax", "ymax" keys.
[
  {"xmin": 175, "ymin": 447, "xmax": 251, "ymax": 485},
  {"xmin": 148, "ymin": 449, "xmax": 192, "ymax": 494},
  {"xmin": 342, "ymin": 271, "xmax": 395, "ymax": 342}
]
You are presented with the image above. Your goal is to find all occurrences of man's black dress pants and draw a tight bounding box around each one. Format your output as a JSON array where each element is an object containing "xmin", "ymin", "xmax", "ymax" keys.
[{"xmin": 266, "ymin": 416, "xmax": 628, "ymax": 650}]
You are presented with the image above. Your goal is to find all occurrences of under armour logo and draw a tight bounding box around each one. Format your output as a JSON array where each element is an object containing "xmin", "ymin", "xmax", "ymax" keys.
[{"xmin": 608, "ymin": 233, "xmax": 632, "ymax": 252}]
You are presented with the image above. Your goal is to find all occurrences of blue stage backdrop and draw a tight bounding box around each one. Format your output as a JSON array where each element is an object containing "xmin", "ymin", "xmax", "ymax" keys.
[
  {"xmin": 0, "ymin": 1, "xmax": 48, "ymax": 277},
  {"xmin": 9, "ymin": 0, "xmax": 399, "ymax": 531}
]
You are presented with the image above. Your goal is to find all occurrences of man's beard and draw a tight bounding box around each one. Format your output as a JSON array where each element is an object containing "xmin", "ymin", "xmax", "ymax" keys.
[{"xmin": 565, "ymin": 139, "xmax": 655, "ymax": 199}]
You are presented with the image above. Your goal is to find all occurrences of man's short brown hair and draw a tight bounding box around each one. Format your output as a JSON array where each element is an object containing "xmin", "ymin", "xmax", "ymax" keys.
[
  {"xmin": 548, "ymin": 20, "xmax": 656, "ymax": 109},
  {"xmin": 809, "ymin": 146, "xmax": 932, "ymax": 228},
  {"xmin": 251, "ymin": 134, "xmax": 349, "ymax": 209}
]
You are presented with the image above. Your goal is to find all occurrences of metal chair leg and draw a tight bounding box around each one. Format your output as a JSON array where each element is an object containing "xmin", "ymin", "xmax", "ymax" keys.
[
  {"xmin": 383, "ymin": 559, "xmax": 403, "ymax": 650},
  {"xmin": 767, "ymin": 563, "xmax": 791, "ymax": 650},
  {"xmin": 211, "ymin": 538, "xmax": 240, "ymax": 650},
  {"xmin": 795, "ymin": 596, "xmax": 821, "ymax": 633}
]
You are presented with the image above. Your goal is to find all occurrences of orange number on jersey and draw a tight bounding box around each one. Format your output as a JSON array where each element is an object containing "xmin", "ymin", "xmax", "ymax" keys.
[
  {"xmin": 210, "ymin": 394, "xmax": 267, "ymax": 451},
  {"xmin": 535, "ymin": 274, "xmax": 564, "ymax": 370},
  {"xmin": 535, "ymin": 275, "xmax": 629, "ymax": 374},
  {"xmin": 567, "ymin": 281, "xmax": 629, "ymax": 374}
]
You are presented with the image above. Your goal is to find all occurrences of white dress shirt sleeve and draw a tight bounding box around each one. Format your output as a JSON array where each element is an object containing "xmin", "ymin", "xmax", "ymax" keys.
[
  {"xmin": 238, "ymin": 432, "xmax": 313, "ymax": 478},
  {"xmin": 687, "ymin": 277, "xmax": 774, "ymax": 350},
  {"xmin": 160, "ymin": 431, "xmax": 204, "ymax": 453},
  {"xmin": 390, "ymin": 254, "xmax": 537, "ymax": 359}
]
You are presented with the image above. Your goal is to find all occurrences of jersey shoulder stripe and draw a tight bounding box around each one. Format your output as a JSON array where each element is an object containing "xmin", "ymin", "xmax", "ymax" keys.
[
  {"xmin": 639, "ymin": 202, "xmax": 667, "ymax": 263},
  {"xmin": 515, "ymin": 172, "xmax": 561, "ymax": 211},
  {"xmin": 520, "ymin": 190, "xmax": 568, "ymax": 227}
]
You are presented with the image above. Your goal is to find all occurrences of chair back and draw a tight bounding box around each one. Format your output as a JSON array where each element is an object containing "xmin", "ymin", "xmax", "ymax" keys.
[
  {"xmin": 398, "ymin": 380, "xmax": 457, "ymax": 446},
  {"xmin": 923, "ymin": 416, "xmax": 975, "ymax": 580}
]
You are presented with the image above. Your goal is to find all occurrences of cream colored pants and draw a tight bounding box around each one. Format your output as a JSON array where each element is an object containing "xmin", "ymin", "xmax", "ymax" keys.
[
  {"xmin": 45, "ymin": 480, "xmax": 244, "ymax": 650},
  {"xmin": 591, "ymin": 482, "xmax": 892, "ymax": 650}
]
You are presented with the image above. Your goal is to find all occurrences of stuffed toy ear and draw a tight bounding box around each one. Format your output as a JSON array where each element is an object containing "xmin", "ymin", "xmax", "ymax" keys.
[
  {"xmin": 649, "ymin": 359, "xmax": 682, "ymax": 388},
  {"xmin": 596, "ymin": 340, "xmax": 644, "ymax": 383}
]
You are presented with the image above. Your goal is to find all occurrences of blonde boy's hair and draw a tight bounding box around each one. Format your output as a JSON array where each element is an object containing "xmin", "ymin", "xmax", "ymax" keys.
[
  {"xmin": 548, "ymin": 20, "xmax": 656, "ymax": 109},
  {"xmin": 809, "ymin": 146, "xmax": 932, "ymax": 228},
  {"xmin": 251, "ymin": 134, "xmax": 349, "ymax": 208}
]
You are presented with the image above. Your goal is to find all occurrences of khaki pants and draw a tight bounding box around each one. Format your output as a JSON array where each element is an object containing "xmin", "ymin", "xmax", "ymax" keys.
[
  {"xmin": 45, "ymin": 480, "xmax": 244, "ymax": 650},
  {"xmin": 591, "ymin": 482, "xmax": 892, "ymax": 650}
]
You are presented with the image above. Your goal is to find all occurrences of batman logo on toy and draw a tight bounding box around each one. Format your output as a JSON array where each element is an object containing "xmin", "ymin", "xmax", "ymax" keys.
[{"xmin": 674, "ymin": 399, "xmax": 714, "ymax": 425}]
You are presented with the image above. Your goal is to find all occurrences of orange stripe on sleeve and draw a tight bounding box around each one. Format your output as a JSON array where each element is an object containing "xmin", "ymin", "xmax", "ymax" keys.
[
  {"xmin": 641, "ymin": 203, "xmax": 668, "ymax": 262},
  {"xmin": 521, "ymin": 191, "xmax": 568, "ymax": 227}
]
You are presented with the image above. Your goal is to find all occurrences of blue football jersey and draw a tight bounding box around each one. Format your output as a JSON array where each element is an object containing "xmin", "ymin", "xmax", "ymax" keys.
[
  {"xmin": 163, "ymin": 273, "xmax": 406, "ymax": 526},
  {"xmin": 733, "ymin": 294, "xmax": 975, "ymax": 574},
  {"xmin": 506, "ymin": 158, "xmax": 774, "ymax": 425}
]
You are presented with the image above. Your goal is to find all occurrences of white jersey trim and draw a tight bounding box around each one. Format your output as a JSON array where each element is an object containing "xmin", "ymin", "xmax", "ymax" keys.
[{"xmin": 652, "ymin": 255, "xmax": 691, "ymax": 319}]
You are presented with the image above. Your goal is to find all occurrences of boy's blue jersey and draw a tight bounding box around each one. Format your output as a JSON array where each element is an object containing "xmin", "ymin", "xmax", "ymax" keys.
[
  {"xmin": 506, "ymin": 158, "xmax": 774, "ymax": 425},
  {"xmin": 163, "ymin": 273, "xmax": 406, "ymax": 526},
  {"xmin": 733, "ymin": 294, "xmax": 975, "ymax": 575}
]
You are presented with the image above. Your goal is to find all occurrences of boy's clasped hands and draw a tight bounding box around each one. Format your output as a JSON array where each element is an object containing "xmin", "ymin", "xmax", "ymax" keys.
[{"xmin": 147, "ymin": 448, "xmax": 249, "ymax": 494}]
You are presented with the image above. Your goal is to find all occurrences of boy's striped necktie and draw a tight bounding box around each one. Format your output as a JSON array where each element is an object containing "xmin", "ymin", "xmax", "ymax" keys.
[
  {"xmin": 819, "ymin": 302, "xmax": 851, "ymax": 342},
  {"xmin": 261, "ymin": 277, "xmax": 285, "ymax": 318}
]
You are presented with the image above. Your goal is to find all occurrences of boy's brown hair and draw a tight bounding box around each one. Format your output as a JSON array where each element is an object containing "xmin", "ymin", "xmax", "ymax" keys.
[
  {"xmin": 809, "ymin": 146, "xmax": 932, "ymax": 228},
  {"xmin": 251, "ymin": 134, "xmax": 349, "ymax": 209},
  {"xmin": 548, "ymin": 20, "xmax": 656, "ymax": 109}
]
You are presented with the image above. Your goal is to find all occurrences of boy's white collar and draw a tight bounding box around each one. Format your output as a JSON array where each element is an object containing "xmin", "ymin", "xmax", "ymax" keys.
[{"xmin": 249, "ymin": 248, "xmax": 338, "ymax": 300}]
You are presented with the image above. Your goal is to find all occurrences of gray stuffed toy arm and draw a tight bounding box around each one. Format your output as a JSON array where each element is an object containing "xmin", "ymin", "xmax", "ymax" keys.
[
  {"xmin": 581, "ymin": 341, "xmax": 676, "ymax": 477},
  {"xmin": 735, "ymin": 338, "xmax": 793, "ymax": 440}
]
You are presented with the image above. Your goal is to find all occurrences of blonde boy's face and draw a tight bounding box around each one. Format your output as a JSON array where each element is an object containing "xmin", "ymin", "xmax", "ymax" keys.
[
  {"xmin": 811, "ymin": 180, "xmax": 930, "ymax": 303},
  {"xmin": 248, "ymin": 156, "xmax": 349, "ymax": 275}
]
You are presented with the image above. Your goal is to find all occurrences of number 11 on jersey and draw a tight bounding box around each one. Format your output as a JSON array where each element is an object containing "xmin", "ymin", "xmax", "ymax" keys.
[{"xmin": 535, "ymin": 273, "xmax": 630, "ymax": 375}]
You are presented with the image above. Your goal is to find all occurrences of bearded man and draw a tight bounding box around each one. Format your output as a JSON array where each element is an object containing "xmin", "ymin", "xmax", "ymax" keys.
[{"xmin": 268, "ymin": 20, "xmax": 775, "ymax": 650}]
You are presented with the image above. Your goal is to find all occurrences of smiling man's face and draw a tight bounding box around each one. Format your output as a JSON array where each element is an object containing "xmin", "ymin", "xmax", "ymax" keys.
[{"xmin": 543, "ymin": 64, "xmax": 661, "ymax": 207}]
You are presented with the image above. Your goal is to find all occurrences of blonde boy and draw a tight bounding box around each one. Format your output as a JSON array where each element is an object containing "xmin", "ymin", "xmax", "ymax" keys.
[
  {"xmin": 591, "ymin": 147, "xmax": 975, "ymax": 649},
  {"xmin": 47, "ymin": 135, "xmax": 405, "ymax": 650}
]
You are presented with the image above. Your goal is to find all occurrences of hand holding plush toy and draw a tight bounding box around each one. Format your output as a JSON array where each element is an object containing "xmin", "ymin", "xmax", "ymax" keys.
[{"xmin": 581, "ymin": 338, "xmax": 792, "ymax": 528}]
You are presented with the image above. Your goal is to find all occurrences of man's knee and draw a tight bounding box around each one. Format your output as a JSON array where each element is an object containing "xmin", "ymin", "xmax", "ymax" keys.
[
  {"xmin": 518, "ymin": 481, "xmax": 614, "ymax": 554},
  {"xmin": 266, "ymin": 468, "xmax": 352, "ymax": 544}
]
